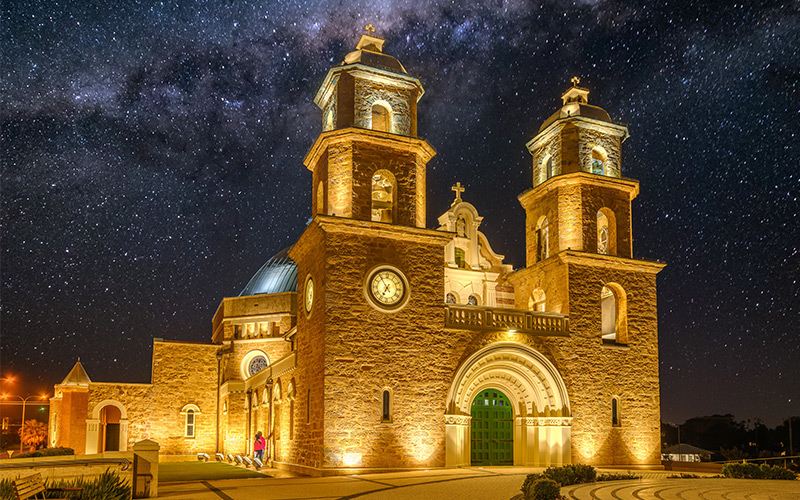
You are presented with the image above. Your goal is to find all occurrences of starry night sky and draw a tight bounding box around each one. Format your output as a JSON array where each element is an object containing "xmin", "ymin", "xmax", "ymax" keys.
[{"xmin": 2, "ymin": 1, "xmax": 798, "ymax": 427}]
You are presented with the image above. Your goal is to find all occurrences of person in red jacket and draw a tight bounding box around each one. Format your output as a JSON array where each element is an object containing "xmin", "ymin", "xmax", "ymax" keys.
[{"xmin": 253, "ymin": 431, "xmax": 265, "ymax": 461}]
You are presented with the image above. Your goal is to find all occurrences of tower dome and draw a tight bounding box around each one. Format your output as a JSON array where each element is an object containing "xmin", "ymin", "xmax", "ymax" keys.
[
  {"xmin": 340, "ymin": 33, "xmax": 408, "ymax": 75},
  {"xmin": 537, "ymin": 79, "xmax": 615, "ymax": 133},
  {"xmin": 239, "ymin": 247, "xmax": 297, "ymax": 296}
]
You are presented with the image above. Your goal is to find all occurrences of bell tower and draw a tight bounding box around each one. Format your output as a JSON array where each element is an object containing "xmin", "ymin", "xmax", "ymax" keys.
[
  {"xmin": 303, "ymin": 30, "xmax": 434, "ymax": 228},
  {"xmin": 519, "ymin": 78, "xmax": 637, "ymax": 265}
]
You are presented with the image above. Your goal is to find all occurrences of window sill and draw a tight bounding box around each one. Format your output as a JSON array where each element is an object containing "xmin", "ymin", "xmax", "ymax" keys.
[{"xmin": 601, "ymin": 341, "xmax": 629, "ymax": 350}]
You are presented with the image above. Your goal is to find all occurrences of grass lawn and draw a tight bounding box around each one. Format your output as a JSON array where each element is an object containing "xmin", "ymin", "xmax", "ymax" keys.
[{"xmin": 159, "ymin": 461, "xmax": 267, "ymax": 482}]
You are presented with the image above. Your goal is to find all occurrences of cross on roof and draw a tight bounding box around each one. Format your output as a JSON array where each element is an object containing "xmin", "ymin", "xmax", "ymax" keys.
[
  {"xmin": 571, "ymin": 76, "xmax": 581, "ymax": 87},
  {"xmin": 364, "ymin": 24, "xmax": 376, "ymax": 35},
  {"xmin": 451, "ymin": 182, "xmax": 465, "ymax": 204}
]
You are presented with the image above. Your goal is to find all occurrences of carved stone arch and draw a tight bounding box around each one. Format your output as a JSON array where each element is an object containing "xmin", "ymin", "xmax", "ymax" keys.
[
  {"xmin": 596, "ymin": 207, "xmax": 617, "ymax": 256},
  {"xmin": 86, "ymin": 399, "xmax": 129, "ymax": 454},
  {"xmin": 445, "ymin": 342, "xmax": 571, "ymax": 467},
  {"xmin": 91, "ymin": 399, "xmax": 128, "ymax": 420},
  {"xmin": 601, "ymin": 282, "xmax": 628, "ymax": 344},
  {"xmin": 370, "ymin": 99, "xmax": 393, "ymax": 132},
  {"xmin": 371, "ymin": 169, "xmax": 396, "ymax": 223}
]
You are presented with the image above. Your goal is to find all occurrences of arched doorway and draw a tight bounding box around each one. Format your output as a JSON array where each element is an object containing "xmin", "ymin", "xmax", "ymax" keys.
[
  {"xmin": 100, "ymin": 405, "xmax": 121, "ymax": 451},
  {"xmin": 445, "ymin": 342, "xmax": 572, "ymax": 467},
  {"xmin": 85, "ymin": 400, "xmax": 129, "ymax": 454},
  {"xmin": 470, "ymin": 389, "xmax": 513, "ymax": 465}
]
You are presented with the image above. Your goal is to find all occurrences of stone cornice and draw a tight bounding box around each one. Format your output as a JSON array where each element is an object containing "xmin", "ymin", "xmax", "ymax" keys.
[
  {"xmin": 303, "ymin": 127, "xmax": 436, "ymax": 171},
  {"xmin": 527, "ymin": 116, "xmax": 629, "ymax": 152},
  {"xmin": 518, "ymin": 172, "xmax": 640, "ymax": 208},
  {"xmin": 314, "ymin": 215, "xmax": 452, "ymax": 246},
  {"xmin": 556, "ymin": 250, "xmax": 666, "ymax": 273},
  {"xmin": 314, "ymin": 64, "xmax": 424, "ymax": 109}
]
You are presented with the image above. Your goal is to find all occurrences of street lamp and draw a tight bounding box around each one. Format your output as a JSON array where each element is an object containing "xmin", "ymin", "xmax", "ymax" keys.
[{"xmin": 1, "ymin": 394, "xmax": 48, "ymax": 452}]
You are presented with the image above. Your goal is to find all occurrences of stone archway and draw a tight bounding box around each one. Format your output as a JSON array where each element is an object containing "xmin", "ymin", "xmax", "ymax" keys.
[
  {"xmin": 445, "ymin": 342, "xmax": 572, "ymax": 467},
  {"xmin": 85, "ymin": 400, "xmax": 129, "ymax": 454}
]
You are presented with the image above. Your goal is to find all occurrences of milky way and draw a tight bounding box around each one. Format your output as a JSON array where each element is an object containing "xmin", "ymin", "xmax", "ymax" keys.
[{"xmin": 2, "ymin": 0, "xmax": 798, "ymax": 426}]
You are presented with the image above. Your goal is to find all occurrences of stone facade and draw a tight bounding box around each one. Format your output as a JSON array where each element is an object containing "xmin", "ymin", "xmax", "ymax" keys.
[{"xmin": 50, "ymin": 34, "xmax": 664, "ymax": 473}]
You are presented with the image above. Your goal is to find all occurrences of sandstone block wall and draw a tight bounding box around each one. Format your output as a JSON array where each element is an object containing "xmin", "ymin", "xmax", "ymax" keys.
[
  {"xmin": 318, "ymin": 222, "xmax": 453, "ymax": 469},
  {"xmin": 223, "ymin": 339, "xmax": 292, "ymax": 383},
  {"xmin": 80, "ymin": 341, "xmax": 219, "ymax": 456},
  {"xmin": 287, "ymin": 222, "xmax": 327, "ymax": 471},
  {"xmin": 508, "ymin": 252, "xmax": 661, "ymax": 465}
]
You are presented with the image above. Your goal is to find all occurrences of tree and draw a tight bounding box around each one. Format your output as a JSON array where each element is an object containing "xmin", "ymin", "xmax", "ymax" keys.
[{"xmin": 18, "ymin": 419, "xmax": 47, "ymax": 449}]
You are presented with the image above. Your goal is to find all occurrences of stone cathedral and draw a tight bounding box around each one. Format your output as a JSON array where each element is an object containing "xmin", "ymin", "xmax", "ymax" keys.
[{"xmin": 49, "ymin": 33, "xmax": 665, "ymax": 474}]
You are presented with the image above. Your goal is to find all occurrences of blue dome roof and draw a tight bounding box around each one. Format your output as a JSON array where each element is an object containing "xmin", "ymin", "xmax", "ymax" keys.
[{"xmin": 239, "ymin": 247, "xmax": 297, "ymax": 296}]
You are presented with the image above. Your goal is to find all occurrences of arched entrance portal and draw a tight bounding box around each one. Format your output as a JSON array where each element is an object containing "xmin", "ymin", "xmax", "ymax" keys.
[
  {"xmin": 85, "ymin": 400, "xmax": 129, "ymax": 454},
  {"xmin": 100, "ymin": 405, "xmax": 121, "ymax": 451},
  {"xmin": 470, "ymin": 389, "xmax": 513, "ymax": 465},
  {"xmin": 445, "ymin": 342, "xmax": 572, "ymax": 467}
]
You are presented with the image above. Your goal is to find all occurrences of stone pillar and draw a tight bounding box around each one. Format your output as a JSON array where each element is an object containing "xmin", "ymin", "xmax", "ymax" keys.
[
  {"xmin": 444, "ymin": 414, "xmax": 470, "ymax": 467},
  {"xmin": 133, "ymin": 439, "xmax": 160, "ymax": 498},
  {"xmin": 120, "ymin": 419, "xmax": 129, "ymax": 451},
  {"xmin": 537, "ymin": 422, "xmax": 550, "ymax": 467},
  {"xmin": 514, "ymin": 417, "xmax": 526, "ymax": 465},
  {"xmin": 525, "ymin": 418, "xmax": 539, "ymax": 466},
  {"xmin": 85, "ymin": 419, "xmax": 100, "ymax": 455}
]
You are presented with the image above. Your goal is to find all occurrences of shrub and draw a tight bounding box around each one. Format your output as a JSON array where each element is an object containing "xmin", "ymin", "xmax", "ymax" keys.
[
  {"xmin": 13, "ymin": 446, "xmax": 75, "ymax": 459},
  {"xmin": 521, "ymin": 464, "xmax": 596, "ymax": 499},
  {"xmin": 525, "ymin": 478, "xmax": 561, "ymax": 500},
  {"xmin": 68, "ymin": 470, "xmax": 131, "ymax": 500},
  {"xmin": 521, "ymin": 473, "xmax": 544, "ymax": 495},
  {"xmin": 542, "ymin": 464, "xmax": 596, "ymax": 486},
  {"xmin": 0, "ymin": 478, "xmax": 12, "ymax": 500},
  {"xmin": 722, "ymin": 462, "xmax": 797, "ymax": 480},
  {"xmin": 0, "ymin": 470, "xmax": 130, "ymax": 500}
]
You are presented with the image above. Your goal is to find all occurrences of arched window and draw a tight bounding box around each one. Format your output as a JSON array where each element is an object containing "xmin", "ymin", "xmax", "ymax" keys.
[
  {"xmin": 381, "ymin": 389, "xmax": 392, "ymax": 422},
  {"xmin": 541, "ymin": 154, "xmax": 553, "ymax": 182},
  {"xmin": 181, "ymin": 404, "xmax": 201, "ymax": 438},
  {"xmin": 371, "ymin": 170, "xmax": 395, "ymax": 223},
  {"xmin": 468, "ymin": 294, "xmax": 480, "ymax": 306},
  {"xmin": 371, "ymin": 103, "xmax": 391, "ymax": 132},
  {"xmin": 324, "ymin": 107, "xmax": 334, "ymax": 130},
  {"xmin": 536, "ymin": 217, "xmax": 550, "ymax": 262},
  {"xmin": 597, "ymin": 208, "xmax": 617, "ymax": 256},
  {"xmin": 601, "ymin": 283, "xmax": 628, "ymax": 344},
  {"xmin": 186, "ymin": 410, "xmax": 195, "ymax": 437},
  {"xmin": 611, "ymin": 397, "xmax": 621, "ymax": 427},
  {"xmin": 597, "ymin": 211, "xmax": 609, "ymax": 255},
  {"xmin": 591, "ymin": 146, "xmax": 608, "ymax": 175},
  {"xmin": 445, "ymin": 292, "xmax": 457, "ymax": 304},
  {"xmin": 528, "ymin": 289, "xmax": 546, "ymax": 312}
]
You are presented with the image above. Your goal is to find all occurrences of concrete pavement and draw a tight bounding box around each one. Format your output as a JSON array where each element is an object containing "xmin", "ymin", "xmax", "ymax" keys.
[{"xmin": 157, "ymin": 467, "xmax": 800, "ymax": 500}]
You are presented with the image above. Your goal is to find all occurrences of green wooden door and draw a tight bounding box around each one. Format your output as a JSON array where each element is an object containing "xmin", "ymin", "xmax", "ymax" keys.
[{"xmin": 470, "ymin": 389, "xmax": 513, "ymax": 465}]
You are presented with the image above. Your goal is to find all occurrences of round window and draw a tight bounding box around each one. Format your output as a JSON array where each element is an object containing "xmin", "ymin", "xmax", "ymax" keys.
[{"xmin": 248, "ymin": 355, "xmax": 269, "ymax": 377}]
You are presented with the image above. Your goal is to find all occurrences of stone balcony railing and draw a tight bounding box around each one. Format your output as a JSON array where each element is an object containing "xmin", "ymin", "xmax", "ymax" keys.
[{"xmin": 445, "ymin": 304, "xmax": 569, "ymax": 336}]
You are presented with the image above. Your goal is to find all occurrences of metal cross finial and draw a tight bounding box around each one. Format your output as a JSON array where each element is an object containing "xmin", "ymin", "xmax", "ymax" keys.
[
  {"xmin": 451, "ymin": 182, "xmax": 465, "ymax": 204},
  {"xmin": 571, "ymin": 76, "xmax": 581, "ymax": 87},
  {"xmin": 365, "ymin": 24, "xmax": 376, "ymax": 35}
]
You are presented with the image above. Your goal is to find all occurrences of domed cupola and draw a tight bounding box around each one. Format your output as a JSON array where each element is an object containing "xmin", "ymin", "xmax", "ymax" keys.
[
  {"xmin": 239, "ymin": 247, "xmax": 297, "ymax": 296},
  {"xmin": 537, "ymin": 80, "xmax": 615, "ymax": 133},
  {"xmin": 526, "ymin": 77, "xmax": 629, "ymax": 187}
]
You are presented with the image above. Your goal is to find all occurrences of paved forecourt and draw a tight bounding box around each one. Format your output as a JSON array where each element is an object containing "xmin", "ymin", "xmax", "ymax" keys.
[{"xmin": 156, "ymin": 467, "xmax": 800, "ymax": 500}]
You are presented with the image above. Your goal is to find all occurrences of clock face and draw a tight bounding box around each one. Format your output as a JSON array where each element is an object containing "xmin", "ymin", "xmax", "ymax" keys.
[
  {"xmin": 304, "ymin": 276, "xmax": 314, "ymax": 314},
  {"xmin": 369, "ymin": 269, "xmax": 406, "ymax": 307}
]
